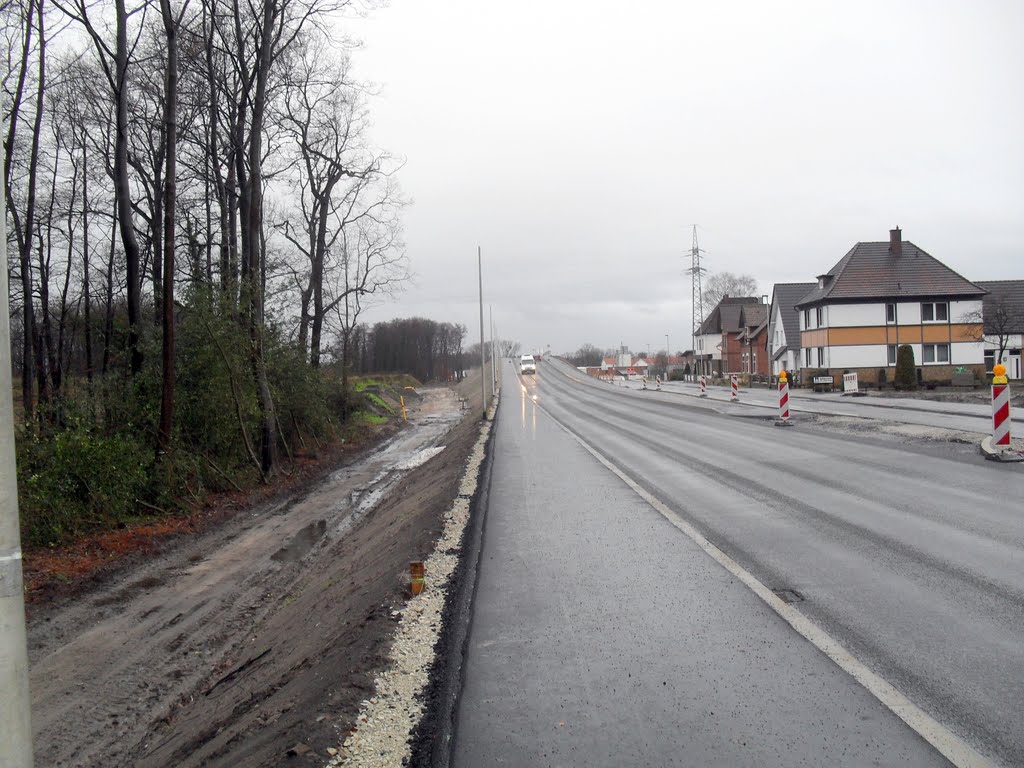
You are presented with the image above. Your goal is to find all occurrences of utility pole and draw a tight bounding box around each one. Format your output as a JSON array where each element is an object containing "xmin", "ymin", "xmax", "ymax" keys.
[
  {"xmin": 478, "ymin": 247, "xmax": 486, "ymax": 419},
  {"xmin": 0, "ymin": 114, "xmax": 34, "ymax": 768},
  {"xmin": 490, "ymin": 305, "xmax": 496, "ymax": 394},
  {"xmin": 688, "ymin": 225, "xmax": 706, "ymax": 377}
]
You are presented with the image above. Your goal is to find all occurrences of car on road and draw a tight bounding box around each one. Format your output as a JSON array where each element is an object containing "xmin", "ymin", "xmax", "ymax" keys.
[{"xmin": 520, "ymin": 355, "xmax": 537, "ymax": 374}]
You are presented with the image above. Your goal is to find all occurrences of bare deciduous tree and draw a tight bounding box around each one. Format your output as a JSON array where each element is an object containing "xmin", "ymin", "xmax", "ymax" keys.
[{"xmin": 702, "ymin": 271, "xmax": 759, "ymax": 310}]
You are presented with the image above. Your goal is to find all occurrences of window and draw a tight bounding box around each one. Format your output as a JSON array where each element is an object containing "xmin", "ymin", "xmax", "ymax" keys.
[
  {"xmin": 803, "ymin": 309, "xmax": 811, "ymax": 329},
  {"xmin": 817, "ymin": 346, "xmax": 825, "ymax": 366},
  {"xmin": 815, "ymin": 307, "xmax": 824, "ymax": 327},
  {"xmin": 887, "ymin": 344, "xmax": 897, "ymax": 366},
  {"xmin": 805, "ymin": 348, "xmax": 811, "ymax": 367},
  {"xmin": 922, "ymin": 302, "xmax": 949, "ymax": 323},
  {"xmin": 922, "ymin": 343, "xmax": 950, "ymax": 364},
  {"xmin": 886, "ymin": 303, "xmax": 897, "ymax": 324}
]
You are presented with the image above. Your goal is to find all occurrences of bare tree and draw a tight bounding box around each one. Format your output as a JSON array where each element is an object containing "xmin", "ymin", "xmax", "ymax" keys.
[
  {"xmin": 703, "ymin": 271, "xmax": 758, "ymax": 310},
  {"xmin": 962, "ymin": 292, "xmax": 1024, "ymax": 365}
]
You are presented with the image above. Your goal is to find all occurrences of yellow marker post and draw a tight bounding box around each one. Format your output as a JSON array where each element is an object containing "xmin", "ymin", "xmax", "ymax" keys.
[
  {"xmin": 409, "ymin": 561, "xmax": 425, "ymax": 596},
  {"xmin": 400, "ymin": 396, "xmax": 408, "ymax": 421}
]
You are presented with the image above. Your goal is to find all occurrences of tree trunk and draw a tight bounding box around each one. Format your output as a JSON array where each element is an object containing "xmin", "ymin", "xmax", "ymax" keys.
[
  {"xmin": 82, "ymin": 137, "xmax": 93, "ymax": 384},
  {"xmin": 102, "ymin": 200, "xmax": 117, "ymax": 376},
  {"xmin": 237, "ymin": 0, "xmax": 279, "ymax": 477},
  {"xmin": 158, "ymin": 0, "xmax": 179, "ymax": 454},
  {"xmin": 113, "ymin": 0, "xmax": 144, "ymax": 375},
  {"xmin": 8, "ymin": 0, "xmax": 45, "ymax": 419}
]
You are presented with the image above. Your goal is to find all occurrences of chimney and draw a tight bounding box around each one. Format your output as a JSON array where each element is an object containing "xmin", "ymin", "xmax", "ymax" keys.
[{"xmin": 889, "ymin": 227, "xmax": 902, "ymax": 257}]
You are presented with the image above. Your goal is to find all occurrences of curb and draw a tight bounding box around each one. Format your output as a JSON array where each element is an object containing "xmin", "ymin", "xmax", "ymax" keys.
[{"xmin": 979, "ymin": 435, "xmax": 1024, "ymax": 463}]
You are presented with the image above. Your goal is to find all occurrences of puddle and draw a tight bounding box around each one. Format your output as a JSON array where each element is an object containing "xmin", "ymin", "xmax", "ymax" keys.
[
  {"xmin": 271, "ymin": 520, "xmax": 327, "ymax": 563},
  {"xmin": 394, "ymin": 446, "xmax": 446, "ymax": 470}
]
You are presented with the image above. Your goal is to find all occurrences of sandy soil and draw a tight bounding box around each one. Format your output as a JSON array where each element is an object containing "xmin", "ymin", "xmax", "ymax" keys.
[{"xmin": 27, "ymin": 381, "xmax": 487, "ymax": 768}]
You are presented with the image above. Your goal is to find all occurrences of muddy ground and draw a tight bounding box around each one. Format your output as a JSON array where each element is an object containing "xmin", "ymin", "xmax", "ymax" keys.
[{"xmin": 27, "ymin": 379, "xmax": 486, "ymax": 768}]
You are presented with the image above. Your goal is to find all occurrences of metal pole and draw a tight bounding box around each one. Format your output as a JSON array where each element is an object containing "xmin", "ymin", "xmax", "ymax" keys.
[
  {"xmin": 478, "ymin": 247, "xmax": 486, "ymax": 419},
  {"xmin": 489, "ymin": 305, "xmax": 496, "ymax": 394},
  {"xmin": 0, "ymin": 103, "xmax": 34, "ymax": 768}
]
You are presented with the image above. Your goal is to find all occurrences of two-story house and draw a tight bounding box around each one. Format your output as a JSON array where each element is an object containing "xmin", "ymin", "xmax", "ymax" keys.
[
  {"xmin": 794, "ymin": 229, "xmax": 987, "ymax": 385},
  {"xmin": 767, "ymin": 282, "xmax": 815, "ymax": 377},
  {"xmin": 694, "ymin": 295, "xmax": 761, "ymax": 377},
  {"xmin": 735, "ymin": 302, "xmax": 769, "ymax": 376}
]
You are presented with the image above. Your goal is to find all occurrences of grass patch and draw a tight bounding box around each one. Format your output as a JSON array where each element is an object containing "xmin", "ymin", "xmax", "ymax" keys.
[
  {"xmin": 365, "ymin": 392, "xmax": 395, "ymax": 414},
  {"xmin": 352, "ymin": 411, "xmax": 389, "ymax": 426}
]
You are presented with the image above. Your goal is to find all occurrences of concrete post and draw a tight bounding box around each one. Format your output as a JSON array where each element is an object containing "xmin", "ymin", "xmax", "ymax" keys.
[{"xmin": 0, "ymin": 118, "xmax": 34, "ymax": 767}]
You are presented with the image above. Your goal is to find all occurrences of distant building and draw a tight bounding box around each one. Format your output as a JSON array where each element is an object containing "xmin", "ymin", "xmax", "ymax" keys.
[
  {"xmin": 734, "ymin": 303, "xmax": 769, "ymax": 375},
  {"xmin": 767, "ymin": 282, "xmax": 815, "ymax": 377},
  {"xmin": 794, "ymin": 229, "xmax": 986, "ymax": 385},
  {"xmin": 695, "ymin": 295, "xmax": 762, "ymax": 376}
]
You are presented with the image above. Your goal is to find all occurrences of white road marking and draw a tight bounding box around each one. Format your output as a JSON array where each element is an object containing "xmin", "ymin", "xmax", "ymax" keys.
[{"xmin": 539, "ymin": 401, "xmax": 999, "ymax": 768}]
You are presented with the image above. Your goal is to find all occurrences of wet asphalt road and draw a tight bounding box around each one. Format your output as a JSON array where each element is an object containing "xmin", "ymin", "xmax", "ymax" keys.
[
  {"xmin": 452, "ymin": 359, "xmax": 1024, "ymax": 767},
  {"xmin": 615, "ymin": 378, "xmax": 1023, "ymax": 436}
]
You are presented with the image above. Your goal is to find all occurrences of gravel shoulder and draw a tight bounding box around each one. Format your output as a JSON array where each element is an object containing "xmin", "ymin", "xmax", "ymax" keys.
[{"xmin": 28, "ymin": 381, "xmax": 488, "ymax": 767}]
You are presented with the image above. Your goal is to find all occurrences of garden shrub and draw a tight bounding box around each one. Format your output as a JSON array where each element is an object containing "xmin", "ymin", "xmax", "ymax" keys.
[{"xmin": 895, "ymin": 345, "xmax": 917, "ymax": 390}]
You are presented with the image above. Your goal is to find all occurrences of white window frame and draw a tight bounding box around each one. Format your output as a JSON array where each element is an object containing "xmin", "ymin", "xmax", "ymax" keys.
[
  {"xmin": 887, "ymin": 344, "xmax": 897, "ymax": 366},
  {"xmin": 922, "ymin": 343, "xmax": 950, "ymax": 364},
  {"xmin": 817, "ymin": 346, "xmax": 825, "ymax": 367},
  {"xmin": 803, "ymin": 309, "xmax": 811, "ymax": 329},
  {"xmin": 921, "ymin": 302, "xmax": 949, "ymax": 323},
  {"xmin": 885, "ymin": 303, "xmax": 897, "ymax": 324},
  {"xmin": 805, "ymin": 348, "xmax": 811, "ymax": 367}
]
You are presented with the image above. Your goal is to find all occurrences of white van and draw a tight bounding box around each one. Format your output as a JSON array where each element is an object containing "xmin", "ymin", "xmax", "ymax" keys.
[{"xmin": 520, "ymin": 354, "xmax": 537, "ymax": 374}]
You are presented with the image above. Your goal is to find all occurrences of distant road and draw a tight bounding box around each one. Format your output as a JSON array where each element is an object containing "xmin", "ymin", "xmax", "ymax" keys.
[{"xmin": 453, "ymin": 358, "xmax": 1023, "ymax": 767}]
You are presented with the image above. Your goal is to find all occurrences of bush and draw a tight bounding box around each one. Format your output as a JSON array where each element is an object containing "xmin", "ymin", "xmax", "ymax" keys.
[
  {"xmin": 895, "ymin": 345, "xmax": 917, "ymax": 390},
  {"xmin": 18, "ymin": 426, "xmax": 150, "ymax": 547}
]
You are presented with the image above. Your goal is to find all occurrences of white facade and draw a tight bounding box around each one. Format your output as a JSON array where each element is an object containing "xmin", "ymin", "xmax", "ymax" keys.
[
  {"xmin": 984, "ymin": 333, "xmax": 1023, "ymax": 380},
  {"xmin": 815, "ymin": 341, "xmax": 986, "ymax": 370},
  {"xmin": 696, "ymin": 333, "xmax": 722, "ymax": 360}
]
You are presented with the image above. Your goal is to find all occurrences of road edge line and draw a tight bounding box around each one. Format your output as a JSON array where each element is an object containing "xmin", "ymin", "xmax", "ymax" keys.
[{"xmin": 542, "ymin": 404, "xmax": 998, "ymax": 768}]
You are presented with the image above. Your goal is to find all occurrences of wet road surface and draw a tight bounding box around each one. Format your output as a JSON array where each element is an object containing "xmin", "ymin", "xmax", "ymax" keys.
[{"xmin": 452, "ymin": 359, "xmax": 1023, "ymax": 767}]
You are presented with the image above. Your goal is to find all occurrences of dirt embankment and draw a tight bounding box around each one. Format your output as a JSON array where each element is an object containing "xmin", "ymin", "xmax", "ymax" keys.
[{"xmin": 28, "ymin": 377, "xmax": 489, "ymax": 767}]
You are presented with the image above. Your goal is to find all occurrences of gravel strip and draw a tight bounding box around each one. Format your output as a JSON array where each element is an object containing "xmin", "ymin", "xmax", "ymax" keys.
[{"xmin": 331, "ymin": 401, "xmax": 497, "ymax": 768}]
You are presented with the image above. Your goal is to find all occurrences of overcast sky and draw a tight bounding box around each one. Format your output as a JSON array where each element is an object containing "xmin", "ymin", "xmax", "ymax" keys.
[{"xmin": 344, "ymin": 1, "xmax": 1024, "ymax": 356}]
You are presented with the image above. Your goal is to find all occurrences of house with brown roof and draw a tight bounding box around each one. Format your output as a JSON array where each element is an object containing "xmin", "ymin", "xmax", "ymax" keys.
[
  {"xmin": 734, "ymin": 303, "xmax": 769, "ymax": 375},
  {"xmin": 794, "ymin": 228, "xmax": 987, "ymax": 386},
  {"xmin": 767, "ymin": 282, "xmax": 816, "ymax": 377},
  {"xmin": 695, "ymin": 296, "xmax": 761, "ymax": 376},
  {"xmin": 975, "ymin": 280, "xmax": 1024, "ymax": 379}
]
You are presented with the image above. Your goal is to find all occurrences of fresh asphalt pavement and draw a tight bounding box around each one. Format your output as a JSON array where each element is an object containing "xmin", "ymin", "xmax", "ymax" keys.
[{"xmin": 451, "ymin": 358, "xmax": 1024, "ymax": 767}]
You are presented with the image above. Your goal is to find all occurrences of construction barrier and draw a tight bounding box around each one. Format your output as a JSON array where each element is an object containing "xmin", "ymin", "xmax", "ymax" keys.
[
  {"xmin": 992, "ymin": 364, "xmax": 1011, "ymax": 448},
  {"xmin": 730, "ymin": 374, "xmax": 739, "ymax": 402},
  {"xmin": 656, "ymin": 375, "xmax": 662, "ymax": 391},
  {"xmin": 775, "ymin": 371, "xmax": 793, "ymax": 426},
  {"xmin": 699, "ymin": 375, "xmax": 707, "ymax": 397}
]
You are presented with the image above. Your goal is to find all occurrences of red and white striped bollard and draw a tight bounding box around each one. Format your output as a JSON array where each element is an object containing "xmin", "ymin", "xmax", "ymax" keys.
[
  {"xmin": 730, "ymin": 374, "xmax": 739, "ymax": 402},
  {"xmin": 699, "ymin": 375, "xmax": 707, "ymax": 397},
  {"xmin": 775, "ymin": 371, "xmax": 793, "ymax": 426},
  {"xmin": 992, "ymin": 364, "xmax": 1011, "ymax": 449}
]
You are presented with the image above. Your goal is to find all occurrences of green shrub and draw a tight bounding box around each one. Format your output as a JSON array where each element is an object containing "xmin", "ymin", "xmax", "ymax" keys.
[
  {"xmin": 18, "ymin": 426, "xmax": 150, "ymax": 547},
  {"xmin": 895, "ymin": 345, "xmax": 917, "ymax": 390}
]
